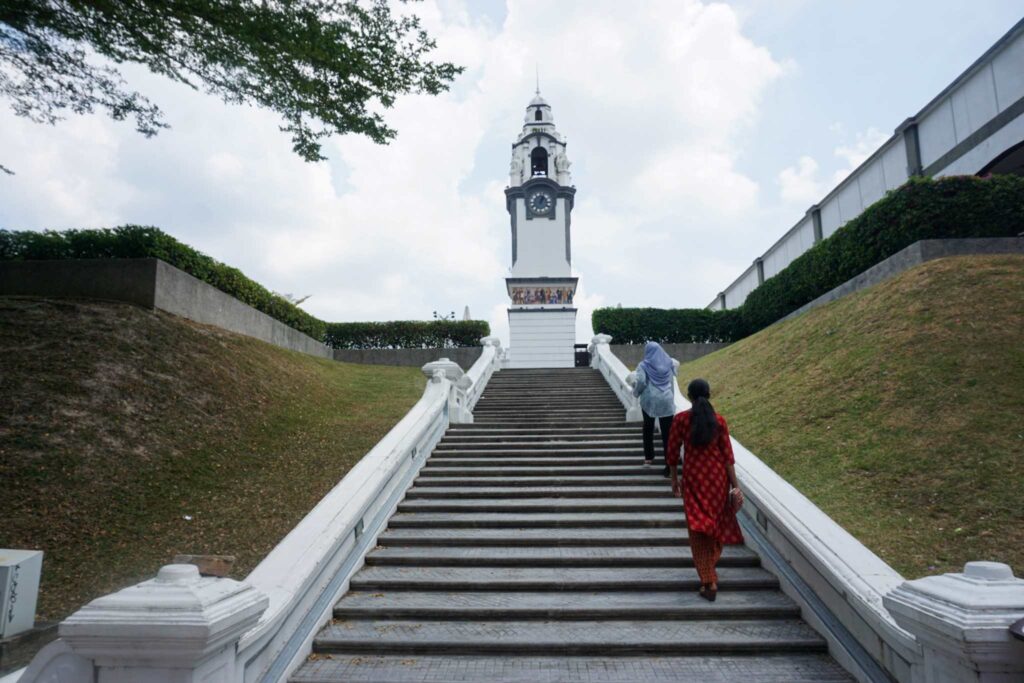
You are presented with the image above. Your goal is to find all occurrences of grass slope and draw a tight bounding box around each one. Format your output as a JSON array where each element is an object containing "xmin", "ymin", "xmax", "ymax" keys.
[
  {"xmin": 0, "ymin": 298, "xmax": 424, "ymax": 620},
  {"xmin": 679, "ymin": 255, "xmax": 1024, "ymax": 579}
]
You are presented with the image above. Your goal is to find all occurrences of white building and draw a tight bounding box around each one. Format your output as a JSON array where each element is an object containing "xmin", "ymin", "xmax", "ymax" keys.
[{"xmin": 504, "ymin": 92, "xmax": 578, "ymax": 368}]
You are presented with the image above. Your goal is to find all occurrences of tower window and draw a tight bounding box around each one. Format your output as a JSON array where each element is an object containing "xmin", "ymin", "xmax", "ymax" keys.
[
  {"xmin": 531, "ymin": 146, "xmax": 548, "ymax": 177},
  {"xmin": 534, "ymin": 109, "xmax": 543, "ymax": 121}
]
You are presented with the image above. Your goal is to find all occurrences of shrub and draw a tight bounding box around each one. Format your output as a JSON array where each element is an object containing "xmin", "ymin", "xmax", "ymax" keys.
[
  {"xmin": 0, "ymin": 226, "xmax": 328, "ymax": 340},
  {"xmin": 591, "ymin": 307, "xmax": 744, "ymax": 344},
  {"xmin": 593, "ymin": 175, "xmax": 1024, "ymax": 344},
  {"xmin": 324, "ymin": 320, "xmax": 491, "ymax": 349}
]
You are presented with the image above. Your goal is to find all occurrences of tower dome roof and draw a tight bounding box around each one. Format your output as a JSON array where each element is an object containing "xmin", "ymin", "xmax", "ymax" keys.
[{"xmin": 529, "ymin": 93, "xmax": 549, "ymax": 107}]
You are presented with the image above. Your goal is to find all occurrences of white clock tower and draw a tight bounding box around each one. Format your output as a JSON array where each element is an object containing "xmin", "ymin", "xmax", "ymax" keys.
[{"xmin": 504, "ymin": 91, "xmax": 578, "ymax": 368}]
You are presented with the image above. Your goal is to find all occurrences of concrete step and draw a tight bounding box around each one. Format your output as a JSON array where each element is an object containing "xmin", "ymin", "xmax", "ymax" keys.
[
  {"xmin": 291, "ymin": 653, "xmax": 854, "ymax": 682},
  {"xmin": 397, "ymin": 497, "xmax": 681, "ymax": 513},
  {"xmin": 440, "ymin": 434, "xmax": 643, "ymax": 445},
  {"xmin": 412, "ymin": 475, "xmax": 668, "ymax": 487},
  {"xmin": 426, "ymin": 456, "xmax": 647, "ymax": 466},
  {"xmin": 386, "ymin": 511, "xmax": 685, "ymax": 529},
  {"xmin": 417, "ymin": 465, "xmax": 662, "ymax": 477},
  {"xmin": 334, "ymin": 589, "xmax": 791, "ymax": 619},
  {"xmin": 470, "ymin": 418, "xmax": 628, "ymax": 426},
  {"xmin": 378, "ymin": 527, "xmax": 689, "ymax": 547},
  {"xmin": 447, "ymin": 425, "xmax": 638, "ymax": 433},
  {"xmin": 431, "ymin": 447, "xmax": 647, "ymax": 457},
  {"xmin": 364, "ymin": 545, "xmax": 757, "ymax": 568},
  {"xmin": 404, "ymin": 486, "xmax": 673, "ymax": 499},
  {"xmin": 313, "ymin": 618, "xmax": 823, "ymax": 656},
  {"xmin": 349, "ymin": 566, "xmax": 777, "ymax": 592}
]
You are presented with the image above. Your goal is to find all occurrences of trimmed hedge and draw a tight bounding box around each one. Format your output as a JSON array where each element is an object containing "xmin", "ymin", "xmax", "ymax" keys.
[
  {"xmin": 0, "ymin": 226, "xmax": 490, "ymax": 348},
  {"xmin": 593, "ymin": 175, "xmax": 1024, "ymax": 344},
  {"xmin": 739, "ymin": 175, "xmax": 1024, "ymax": 331},
  {"xmin": 590, "ymin": 308, "xmax": 743, "ymax": 344},
  {"xmin": 324, "ymin": 320, "xmax": 491, "ymax": 349},
  {"xmin": 0, "ymin": 226, "xmax": 327, "ymax": 340}
]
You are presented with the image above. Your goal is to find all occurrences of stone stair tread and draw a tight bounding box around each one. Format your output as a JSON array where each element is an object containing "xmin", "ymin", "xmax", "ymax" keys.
[
  {"xmin": 432, "ymin": 447, "xmax": 646, "ymax": 455},
  {"xmin": 387, "ymin": 511, "xmax": 684, "ymax": 528},
  {"xmin": 349, "ymin": 566, "xmax": 776, "ymax": 591},
  {"xmin": 365, "ymin": 545, "xmax": 757, "ymax": 566},
  {"xmin": 413, "ymin": 476, "xmax": 668, "ymax": 487},
  {"xmin": 313, "ymin": 618, "xmax": 825, "ymax": 654},
  {"xmin": 419, "ymin": 465, "xmax": 660, "ymax": 476},
  {"xmin": 405, "ymin": 486, "xmax": 673, "ymax": 498},
  {"xmin": 335, "ymin": 589, "xmax": 794, "ymax": 617},
  {"xmin": 378, "ymin": 527, "xmax": 689, "ymax": 546},
  {"xmin": 425, "ymin": 457, "xmax": 646, "ymax": 467},
  {"xmin": 291, "ymin": 653, "xmax": 853, "ymax": 682},
  {"xmin": 398, "ymin": 498, "xmax": 680, "ymax": 512}
]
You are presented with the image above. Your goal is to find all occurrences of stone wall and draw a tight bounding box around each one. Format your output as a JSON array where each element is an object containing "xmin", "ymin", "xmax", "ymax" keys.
[
  {"xmin": 610, "ymin": 342, "xmax": 729, "ymax": 369},
  {"xmin": 0, "ymin": 257, "xmax": 333, "ymax": 359},
  {"xmin": 781, "ymin": 236, "xmax": 1024, "ymax": 322},
  {"xmin": 332, "ymin": 347, "xmax": 481, "ymax": 368}
]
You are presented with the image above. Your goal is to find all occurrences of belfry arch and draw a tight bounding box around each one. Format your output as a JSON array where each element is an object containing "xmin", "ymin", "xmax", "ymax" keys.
[{"xmin": 530, "ymin": 146, "xmax": 548, "ymax": 177}]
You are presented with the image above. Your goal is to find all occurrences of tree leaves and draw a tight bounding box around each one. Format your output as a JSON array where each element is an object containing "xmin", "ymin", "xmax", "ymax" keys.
[{"xmin": 0, "ymin": 0, "xmax": 463, "ymax": 162}]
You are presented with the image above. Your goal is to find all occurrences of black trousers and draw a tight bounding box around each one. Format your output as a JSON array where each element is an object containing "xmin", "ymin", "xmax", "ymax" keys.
[{"xmin": 642, "ymin": 411, "xmax": 674, "ymax": 462}]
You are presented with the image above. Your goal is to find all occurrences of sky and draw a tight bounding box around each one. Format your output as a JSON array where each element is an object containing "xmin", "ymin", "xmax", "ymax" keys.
[{"xmin": 1, "ymin": 1, "xmax": 1021, "ymax": 345}]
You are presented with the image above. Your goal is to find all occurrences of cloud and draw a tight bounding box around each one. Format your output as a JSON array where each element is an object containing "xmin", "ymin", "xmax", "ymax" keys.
[
  {"xmin": 777, "ymin": 155, "xmax": 822, "ymax": 205},
  {"xmin": 776, "ymin": 126, "xmax": 891, "ymax": 208}
]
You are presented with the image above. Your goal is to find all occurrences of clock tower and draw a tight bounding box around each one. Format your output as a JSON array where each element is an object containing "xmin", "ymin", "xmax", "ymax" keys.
[{"xmin": 504, "ymin": 91, "xmax": 578, "ymax": 368}]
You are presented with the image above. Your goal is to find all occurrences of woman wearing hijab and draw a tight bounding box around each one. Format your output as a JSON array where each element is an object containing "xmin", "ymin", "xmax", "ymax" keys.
[
  {"xmin": 632, "ymin": 341, "xmax": 677, "ymax": 474},
  {"xmin": 667, "ymin": 378, "xmax": 744, "ymax": 602}
]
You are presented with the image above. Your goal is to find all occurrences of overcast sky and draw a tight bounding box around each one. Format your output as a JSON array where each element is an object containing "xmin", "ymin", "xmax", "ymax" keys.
[{"xmin": 2, "ymin": 1, "xmax": 1021, "ymax": 345}]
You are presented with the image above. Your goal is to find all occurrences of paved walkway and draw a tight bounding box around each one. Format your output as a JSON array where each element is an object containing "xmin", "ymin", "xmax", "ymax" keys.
[{"xmin": 290, "ymin": 369, "xmax": 851, "ymax": 682}]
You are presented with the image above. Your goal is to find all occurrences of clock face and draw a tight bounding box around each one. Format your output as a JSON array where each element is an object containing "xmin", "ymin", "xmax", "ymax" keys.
[{"xmin": 529, "ymin": 191, "xmax": 553, "ymax": 214}]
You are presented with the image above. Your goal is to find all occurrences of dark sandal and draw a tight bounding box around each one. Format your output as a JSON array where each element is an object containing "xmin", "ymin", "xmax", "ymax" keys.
[{"xmin": 699, "ymin": 584, "xmax": 717, "ymax": 602}]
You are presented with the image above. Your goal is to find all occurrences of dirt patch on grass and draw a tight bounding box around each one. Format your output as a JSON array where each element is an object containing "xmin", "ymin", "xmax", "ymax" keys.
[
  {"xmin": 0, "ymin": 298, "xmax": 424, "ymax": 620},
  {"xmin": 679, "ymin": 255, "xmax": 1024, "ymax": 579}
]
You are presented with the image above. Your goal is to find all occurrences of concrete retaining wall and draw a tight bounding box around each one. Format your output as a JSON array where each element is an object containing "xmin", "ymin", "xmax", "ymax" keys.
[
  {"xmin": 610, "ymin": 342, "xmax": 729, "ymax": 369},
  {"xmin": 0, "ymin": 258, "xmax": 333, "ymax": 359},
  {"xmin": 782, "ymin": 236, "xmax": 1024, "ymax": 322},
  {"xmin": 333, "ymin": 347, "xmax": 482, "ymax": 368}
]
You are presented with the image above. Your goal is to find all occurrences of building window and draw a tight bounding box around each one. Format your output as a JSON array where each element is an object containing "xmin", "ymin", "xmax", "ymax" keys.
[
  {"xmin": 534, "ymin": 109, "xmax": 543, "ymax": 121},
  {"xmin": 531, "ymin": 146, "xmax": 548, "ymax": 177}
]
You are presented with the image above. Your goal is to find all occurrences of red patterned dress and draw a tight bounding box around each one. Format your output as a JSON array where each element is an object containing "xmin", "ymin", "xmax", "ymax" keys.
[{"xmin": 666, "ymin": 410, "xmax": 744, "ymax": 583}]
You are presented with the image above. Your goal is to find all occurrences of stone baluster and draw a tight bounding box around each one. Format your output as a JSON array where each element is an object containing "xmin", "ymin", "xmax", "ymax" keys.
[{"xmin": 884, "ymin": 561, "xmax": 1024, "ymax": 682}]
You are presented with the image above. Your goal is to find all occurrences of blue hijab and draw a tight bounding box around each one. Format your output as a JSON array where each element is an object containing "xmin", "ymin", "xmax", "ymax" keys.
[{"xmin": 639, "ymin": 341, "xmax": 673, "ymax": 390}]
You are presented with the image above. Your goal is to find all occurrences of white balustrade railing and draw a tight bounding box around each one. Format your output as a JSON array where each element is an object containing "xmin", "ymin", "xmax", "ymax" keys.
[
  {"xmin": 10, "ymin": 341, "xmax": 502, "ymax": 683},
  {"xmin": 587, "ymin": 335, "xmax": 1024, "ymax": 683}
]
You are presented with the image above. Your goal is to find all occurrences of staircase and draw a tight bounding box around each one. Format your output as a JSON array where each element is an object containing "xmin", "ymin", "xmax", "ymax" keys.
[{"xmin": 290, "ymin": 368, "xmax": 852, "ymax": 682}]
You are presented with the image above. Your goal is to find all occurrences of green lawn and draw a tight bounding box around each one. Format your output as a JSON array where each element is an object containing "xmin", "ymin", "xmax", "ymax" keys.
[
  {"xmin": 0, "ymin": 298, "xmax": 424, "ymax": 620},
  {"xmin": 678, "ymin": 255, "xmax": 1024, "ymax": 579}
]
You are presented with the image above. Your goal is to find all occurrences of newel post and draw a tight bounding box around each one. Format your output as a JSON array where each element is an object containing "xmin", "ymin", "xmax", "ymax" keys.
[
  {"xmin": 481, "ymin": 336, "xmax": 503, "ymax": 370},
  {"xmin": 884, "ymin": 561, "xmax": 1024, "ymax": 682},
  {"xmin": 421, "ymin": 358, "xmax": 472, "ymax": 424},
  {"xmin": 58, "ymin": 563, "xmax": 267, "ymax": 683}
]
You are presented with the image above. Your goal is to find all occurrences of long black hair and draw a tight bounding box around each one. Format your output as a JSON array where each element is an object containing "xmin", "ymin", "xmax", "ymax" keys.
[{"xmin": 687, "ymin": 378, "xmax": 717, "ymax": 446}]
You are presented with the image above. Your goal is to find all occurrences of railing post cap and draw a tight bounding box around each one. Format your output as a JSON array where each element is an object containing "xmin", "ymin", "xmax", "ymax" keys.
[
  {"xmin": 591, "ymin": 333, "xmax": 612, "ymax": 345},
  {"xmin": 421, "ymin": 358, "xmax": 465, "ymax": 382},
  {"xmin": 883, "ymin": 561, "xmax": 1024, "ymax": 676},
  {"xmin": 481, "ymin": 336, "xmax": 502, "ymax": 348},
  {"xmin": 60, "ymin": 564, "xmax": 268, "ymax": 664}
]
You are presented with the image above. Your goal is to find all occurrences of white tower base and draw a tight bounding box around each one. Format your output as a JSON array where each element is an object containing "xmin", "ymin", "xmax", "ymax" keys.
[{"xmin": 507, "ymin": 308, "xmax": 577, "ymax": 368}]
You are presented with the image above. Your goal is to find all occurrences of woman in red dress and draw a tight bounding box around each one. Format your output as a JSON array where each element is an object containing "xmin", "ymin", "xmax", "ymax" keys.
[{"xmin": 666, "ymin": 378, "xmax": 744, "ymax": 601}]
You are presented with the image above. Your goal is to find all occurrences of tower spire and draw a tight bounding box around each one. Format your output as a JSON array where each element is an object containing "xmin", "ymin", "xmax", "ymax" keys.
[{"xmin": 535, "ymin": 64, "xmax": 540, "ymax": 95}]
